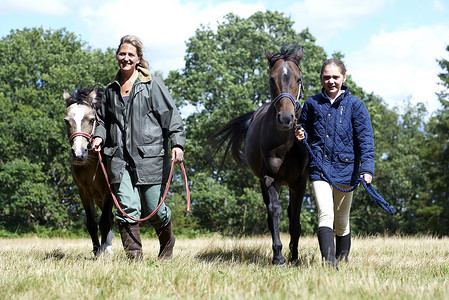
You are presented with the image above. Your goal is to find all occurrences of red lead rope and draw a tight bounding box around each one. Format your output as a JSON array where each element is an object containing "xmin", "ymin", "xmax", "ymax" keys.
[{"xmin": 97, "ymin": 151, "xmax": 191, "ymax": 222}]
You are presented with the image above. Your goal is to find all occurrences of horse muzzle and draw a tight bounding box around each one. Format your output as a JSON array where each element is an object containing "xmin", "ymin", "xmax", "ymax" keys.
[
  {"xmin": 276, "ymin": 112, "xmax": 295, "ymax": 131},
  {"xmin": 71, "ymin": 140, "xmax": 90, "ymax": 165}
]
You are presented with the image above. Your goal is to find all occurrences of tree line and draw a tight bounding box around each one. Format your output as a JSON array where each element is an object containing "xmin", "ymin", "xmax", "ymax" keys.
[{"xmin": 0, "ymin": 11, "xmax": 447, "ymax": 237}]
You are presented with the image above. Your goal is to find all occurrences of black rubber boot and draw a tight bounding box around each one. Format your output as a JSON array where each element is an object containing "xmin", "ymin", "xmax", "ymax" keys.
[
  {"xmin": 317, "ymin": 226, "xmax": 337, "ymax": 268},
  {"xmin": 336, "ymin": 232, "xmax": 351, "ymax": 262}
]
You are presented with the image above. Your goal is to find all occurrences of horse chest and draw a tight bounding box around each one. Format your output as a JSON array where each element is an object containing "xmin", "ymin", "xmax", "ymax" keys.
[{"xmin": 264, "ymin": 146, "xmax": 289, "ymax": 174}]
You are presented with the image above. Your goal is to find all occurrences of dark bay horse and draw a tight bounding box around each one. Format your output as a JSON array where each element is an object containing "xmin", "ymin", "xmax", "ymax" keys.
[
  {"xmin": 63, "ymin": 87, "xmax": 114, "ymax": 256},
  {"xmin": 212, "ymin": 43, "xmax": 309, "ymax": 264}
]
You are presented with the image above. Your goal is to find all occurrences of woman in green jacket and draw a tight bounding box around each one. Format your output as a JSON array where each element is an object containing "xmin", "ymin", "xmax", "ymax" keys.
[{"xmin": 92, "ymin": 35, "xmax": 186, "ymax": 260}]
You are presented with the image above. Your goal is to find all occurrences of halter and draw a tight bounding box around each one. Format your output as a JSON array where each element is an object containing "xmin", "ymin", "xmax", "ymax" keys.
[
  {"xmin": 68, "ymin": 114, "xmax": 98, "ymax": 147},
  {"xmin": 272, "ymin": 78, "xmax": 305, "ymax": 114}
]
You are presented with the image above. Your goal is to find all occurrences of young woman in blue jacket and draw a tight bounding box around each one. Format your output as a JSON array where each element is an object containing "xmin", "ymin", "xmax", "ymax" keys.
[{"xmin": 295, "ymin": 58, "xmax": 375, "ymax": 266}]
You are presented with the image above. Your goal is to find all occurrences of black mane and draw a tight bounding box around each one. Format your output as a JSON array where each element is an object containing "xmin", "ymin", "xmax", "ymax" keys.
[
  {"xmin": 67, "ymin": 86, "xmax": 104, "ymax": 108},
  {"xmin": 267, "ymin": 42, "xmax": 302, "ymax": 67}
]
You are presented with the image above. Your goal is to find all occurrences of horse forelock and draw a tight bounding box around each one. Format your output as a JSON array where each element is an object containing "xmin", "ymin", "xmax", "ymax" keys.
[
  {"xmin": 70, "ymin": 87, "xmax": 104, "ymax": 109},
  {"xmin": 268, "ymin": 42, "xmax": 302, "ymax": 68}
]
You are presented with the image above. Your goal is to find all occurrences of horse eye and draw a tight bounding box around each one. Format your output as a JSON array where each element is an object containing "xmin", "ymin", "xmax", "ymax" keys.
[
  {"xmin": 296, "ymin": 77, "xmax": 302, "ymax": 84},
  {"xmin": 64, "ymin": 119, "xmax": 70, "ymax": 125},
  {"xmin": 89, "ymin": 118, "xmax": 95, "ymax": 125}
]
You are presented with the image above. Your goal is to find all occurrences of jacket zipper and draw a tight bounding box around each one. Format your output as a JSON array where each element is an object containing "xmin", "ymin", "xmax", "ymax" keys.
[{"xmin": 340, "ymin": 105, "xmax": 343, "ymax": 124}]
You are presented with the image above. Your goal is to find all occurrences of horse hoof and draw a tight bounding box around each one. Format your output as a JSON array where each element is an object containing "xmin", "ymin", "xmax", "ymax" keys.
[
  {"xmin": 272, "ymin": 256, "xmax": 287, "ymax": 265},
  {"xmin": 105, "ymin": 245, "xmax": 113, "ymax": 255},
  {"xmin": 289, "ymin": 258, "xmax": 299, "ymax": 265},
  {"xmin": 95, "ymin": 244, "xmax": 114, "ymax": 257}
]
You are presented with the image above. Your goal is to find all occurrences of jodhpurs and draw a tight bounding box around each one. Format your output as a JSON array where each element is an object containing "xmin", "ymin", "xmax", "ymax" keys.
[{"xmin": 312, "ymin": 180, "xmax": 353, "ymax": 236}]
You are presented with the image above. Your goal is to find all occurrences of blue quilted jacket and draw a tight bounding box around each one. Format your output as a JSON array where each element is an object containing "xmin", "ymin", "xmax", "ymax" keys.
[{"xmin": 299, "ymin": 86, "xmax": 375, "ymax": 186}]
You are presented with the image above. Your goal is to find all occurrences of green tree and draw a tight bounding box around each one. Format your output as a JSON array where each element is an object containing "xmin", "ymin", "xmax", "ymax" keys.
[
  {"xmin": 417, "ymin": 45, "xmax": 449, "ymax": 235},
  {"xmin": 0, "ymin": 28, "xmax": 116, "ymax": 232}
]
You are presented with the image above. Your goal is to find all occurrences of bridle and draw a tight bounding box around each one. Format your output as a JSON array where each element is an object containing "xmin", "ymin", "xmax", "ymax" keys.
[
  {"xmin": 68, "ymin": 113, "xmax": 98, "ymax": 150},
  {"xmin": 272, "ymin": 69, "xmax": 305, "ymax": 114}
]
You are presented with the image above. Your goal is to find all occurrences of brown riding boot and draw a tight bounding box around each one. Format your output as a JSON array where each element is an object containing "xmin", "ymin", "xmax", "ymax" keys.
[
  {"xmin": 155, "ymin": 221, "xmax": 175, "ymax": 260},
  {"xmin": 118, "ymin": 222, "xmax": 143, "ymax": 260}
]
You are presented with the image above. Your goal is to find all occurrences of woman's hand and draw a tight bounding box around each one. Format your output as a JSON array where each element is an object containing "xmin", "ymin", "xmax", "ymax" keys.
[
  {"xmin": 295, "ymin": 127, "xmax": 305, "ymax": 142},
  {"xmin": 361, "ymin": 173, "xmax": 372, "ymax": 184},
  {"xmin": 172, "ymin": 146, "xmax": 184, "ymax": 163},
  {"xmin": 91, "ymin": 137, "xmax": 103, "ymax": 153}
]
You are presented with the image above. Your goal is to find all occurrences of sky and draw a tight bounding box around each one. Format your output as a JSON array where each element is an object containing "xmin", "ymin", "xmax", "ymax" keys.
[{"xmin": 1, "ymin": 0, "xmax": 448, "ymax": 115}]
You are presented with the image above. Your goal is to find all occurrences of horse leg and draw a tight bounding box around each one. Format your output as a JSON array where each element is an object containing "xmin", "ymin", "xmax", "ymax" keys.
[
  {"xmin": 287, "ymin": 176, "xmax": 307, "ymax": 262},
  {"xmin": 81, "ymin": 198, "xmax": 101, "ymax": 256},
  {"xmin": 97, "ymin": 194, "xmax": 114, "ymax": 256},
  {"xmin": 261, "ymin": 176, "xmax": 285, "ymax": 265}
]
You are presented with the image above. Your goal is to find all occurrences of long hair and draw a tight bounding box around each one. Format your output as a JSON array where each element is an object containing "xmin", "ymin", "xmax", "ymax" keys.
[{"xmin": 116, "ymin": 35, "xmax": 149, "ymax": 69}]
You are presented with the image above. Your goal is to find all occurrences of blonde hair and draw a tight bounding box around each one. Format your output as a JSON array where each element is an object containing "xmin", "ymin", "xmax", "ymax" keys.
[{"xmin": 116, "ymin": 35, "xmax": 149, "ymax": 69}]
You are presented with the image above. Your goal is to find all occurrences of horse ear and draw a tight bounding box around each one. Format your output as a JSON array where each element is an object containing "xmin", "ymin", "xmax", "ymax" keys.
[
  {"xmin": 294, "ymin": 46, "xmax": 304, "ymax": 64},
  {"xmin": 265, "ymin": 49, "xmax": 274, "ymax": 61},
  {"xmin": 87, "ymin": 87, "xmax": 98, "ymax": 106},
  {"xmin": 63, "ymin": 90, "xmax": 72, "ymax": 107}
]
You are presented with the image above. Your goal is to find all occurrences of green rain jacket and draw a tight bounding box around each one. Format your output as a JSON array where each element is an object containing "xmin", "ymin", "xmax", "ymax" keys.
[{"xmin": 94, "ymin": 66, "xmax": 186, "ymax": 185}]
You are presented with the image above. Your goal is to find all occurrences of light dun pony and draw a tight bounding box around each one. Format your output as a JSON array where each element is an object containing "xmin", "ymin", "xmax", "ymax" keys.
[{"xmin": 63, "ymin": 87, "xmax": 113, "ymax": 256}]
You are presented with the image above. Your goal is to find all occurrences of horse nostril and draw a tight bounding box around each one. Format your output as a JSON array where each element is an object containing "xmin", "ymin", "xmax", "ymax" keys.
[
  {"xmin": 72, "ymin": 147, "xmax": 88, "ymax": 161},
  {"xmin": 277, "ymin": 113, "xmax": 295, "ymax": 129}
]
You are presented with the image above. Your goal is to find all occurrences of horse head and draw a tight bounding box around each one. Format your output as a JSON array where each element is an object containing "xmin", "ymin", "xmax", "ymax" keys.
[
  {"xmin": 63, "ymin": 87, "xmax": 102, "ymax": 165},
  {"xmin": 265, "ymin": 43, "xmax": 304, "ymax": 131}
]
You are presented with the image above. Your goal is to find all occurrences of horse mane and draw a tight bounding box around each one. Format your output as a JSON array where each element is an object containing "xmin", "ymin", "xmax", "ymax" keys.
[
  {"xmin": 66, "ymin": 86, "xmax": 104, "ymax": 109},
  {"xmin": 267, "ymin": 42, "xmax": 302, "ymax": 67}
]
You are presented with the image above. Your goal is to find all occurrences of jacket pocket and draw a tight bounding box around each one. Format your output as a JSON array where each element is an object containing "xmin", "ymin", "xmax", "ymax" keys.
[
  {"xmin": 337, "ymin": 153, "xmax": 354, "ymax": 163},
  {"xmin": 137, "ymin": 144, "xmax": 165, "ymax": 158},
  {"xmin": 103, "ymin": 146, "xmax": 118, "ymax": 157}
]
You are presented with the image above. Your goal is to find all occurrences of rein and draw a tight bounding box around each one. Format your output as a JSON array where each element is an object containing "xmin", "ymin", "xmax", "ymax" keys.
[
  {"xmin": 68, "ymin": 116, "xmax": 191, "ymax": 222},
  {"xmin": 97, "ymin": 151, "xmax": 191, "ymax": 222},
  {"xmin": 299, "ymin": 128, "xmax": 395, "ymax": 215}
]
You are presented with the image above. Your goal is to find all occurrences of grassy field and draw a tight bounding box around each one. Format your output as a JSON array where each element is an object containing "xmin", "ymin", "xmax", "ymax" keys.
[{"xmin": 0, "ymin": 234, "xmax": 448, "ymax": 299}]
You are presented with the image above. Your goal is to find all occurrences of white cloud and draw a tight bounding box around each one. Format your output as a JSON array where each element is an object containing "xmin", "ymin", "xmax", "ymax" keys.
[
  {"xmin": 346, "ymin": 24, "xmax": 449, "ymax": 113},
  {"xmin": 287, "ymin": 0, "xmax": 392, "ymax": 44},
  {"xmin": 78, "ymin": 0, "xmax": 264, "ymax": 76},
  {"xmin": 0, "ymin": 0, "xmax": 70, "ymax": 16},
  {"xmin": 433, "ymin": 0, "xmax": 445, "ymax": 11}
]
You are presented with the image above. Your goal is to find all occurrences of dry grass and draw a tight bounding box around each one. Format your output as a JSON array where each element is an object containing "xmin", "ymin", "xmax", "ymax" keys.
[{"xmin": 0, "ymin": 235, "xmax": 448, "ymax": 299}]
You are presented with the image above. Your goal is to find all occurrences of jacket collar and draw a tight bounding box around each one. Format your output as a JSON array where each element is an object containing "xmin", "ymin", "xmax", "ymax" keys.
[
  {"xmin": 321, "ymin": 85, "xmax": 349, "ymax": 104},
  {"xmin": 109, "ymin": 65, "xmax": 152, "ymax": 87}
]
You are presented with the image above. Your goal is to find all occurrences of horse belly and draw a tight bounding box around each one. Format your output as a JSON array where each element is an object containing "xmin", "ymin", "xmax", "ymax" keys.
[
  {"xmin": 278, "ymin": 145, "xmax": 309, "ymax": 184},
  {"xmin": 244, "ymin": 122, "xmax": 264, "ymax": 179},
  {"xmin": 72, "ymin": 162, "xmax": 108, "ymax": 209}
]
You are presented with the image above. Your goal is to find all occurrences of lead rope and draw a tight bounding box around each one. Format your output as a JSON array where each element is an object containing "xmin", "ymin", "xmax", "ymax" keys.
[
  {"xmin": 97, "ymin": 151, "xmax": 191, "ymax": 222},
  {"xmin": 299, "ymin": 127, "xmax": 395, "ymax": 215}
]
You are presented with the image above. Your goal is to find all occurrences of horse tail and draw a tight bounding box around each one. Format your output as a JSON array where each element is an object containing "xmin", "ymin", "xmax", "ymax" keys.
[{"xmin": 208, "ymin": 111, "xmax": 254, "ymax": 167}]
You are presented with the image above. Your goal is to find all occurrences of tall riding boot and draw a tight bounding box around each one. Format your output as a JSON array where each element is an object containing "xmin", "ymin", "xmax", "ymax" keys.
[
  {"xmin": 317, "ymin": 226, "xmax": 337, "ymax": 267},
  {"xmin": 336, "ymin": 232, "xmax": 351, "ymax": 262},
  {"xmin": 118, "ymin": 222, "xmax": 143, "ymax": 260},
  {"xmin": 155, "ymin": 220, "xmax": 175, "ymax": 260}
]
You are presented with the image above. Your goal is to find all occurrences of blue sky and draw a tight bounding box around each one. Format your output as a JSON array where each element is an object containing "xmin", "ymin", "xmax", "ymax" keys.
[{"xmin": 1, "ymin": 0, "xmax": 448, "ymax": 114}]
